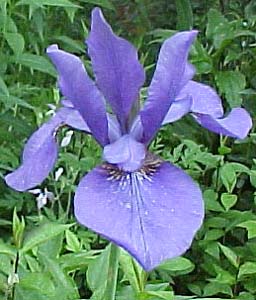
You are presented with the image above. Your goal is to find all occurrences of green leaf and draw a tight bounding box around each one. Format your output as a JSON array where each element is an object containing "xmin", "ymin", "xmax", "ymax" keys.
[
  {"xmin": 0, "ymin": 76, "xmax": 9, "ymax": 95},
  {"xmin": 245, "ymin": 0, "xmax": 256, "ymax": 22},
  {"xmin": 215, "ymin": 71, "xmax": 246, "ymax": 107},
  {"xmin": 65, "ymin": 229, "xmax": 81, "ymax": 252},
  {"xmin": 12, "ymin": 208, "xmax": 25, "ymax": 249},
  {"xmin": 175, "ymin": 0, "xmax": 193, "ymax": 30},
  {"xmin": 205, "ymin": 242, "xmax": 219, "ymax": 259},
  {"xmin": 213, "ymin": 265, "xmax": 236, "ymax": 285},
  {"xmin": 250, "ymin": 170, "xmax": 256, "ymax": 187},
  {"xmin": 206, "ymin": 9, "xmax": 227, "ymax": 39},
  {"xmin": 206, "ymin": 9, "xmax": 236, "ymax": 49},
  {"xmin": 0, "ymin": 218, "xmax": 12, "ymax": 226},
  {"xmin": 21, "ymin": 222, "xmax": 72, "ymax": 252},
  {"xmin": 205, "ymin": 217, "xmax": 227, "ymax": 228},
  {"xmin": 16, "ymin": 0, "xmax": 81, "ymax": 8},
  {"xmin": 53, "ymin": 35, "xmax": 85, "ymax": 53},
  {"xmin": 0, "ymin": 13, "xmax": 17, "ymax": 32},
  {"xmin": 218, "ymin": 243, "xmax": 239, "ymax": 268},
  {"xmin": 0, "ymin": 241, "xmax": 16, "ymax": 258},
  {"xmin": 59, "ymin": 250, "xmax": 99, "ymax": 272},
  {"xmin": 237, "ymin": 220, "xmax": 256, "ymax": 239},
  {"xmin": 0, "ymin": 94, "xmax": 33, "ymax": 109},
  {"xmin": 191, "ymin": 40, "xmax": 213, "ymax": 74},
  {"xmin": 238, "ymin": 262, "xmax": 256, "ymax": 278},
  {"xmin": 203, "ymin": 189, "xmax": 224, "ymax": 212},
  {"xmin": 11, "ymin": 53, "xmax": 56, "ymax": 77},
  {"xmin": 38, "ymin": 233, "xmax": 64, "ymax": 259},
  {"xmin": 164, "ymin": 298, "xmax": 228, "ymax": 300},
  {"xmin": 220, "ymin": 163, "xmax": 237, "ymax": 193},
  {"xmin": 203, "ymin": 282, "xmax": 233, "ymax": 297},
  {"xmin": 204, "ymin": 229, "xmax": 224, "ymax": 241},
  {"xmin": 220, "ymin": 193, "xmax": 237, "ymax": 211},
  {"xmin": 17, "ymin": 272, "xmax": 56, "ymax": 299},
  {"xmin": 119, "ymin": 249, "xmax": 143, "ymax": 293},
  {"xmin": 79, "ymin": 0, "xmax": 115, "ymax": 10},
  {"xmin": 237, "ymin": 292, "xmax": 255, "ymax": 300},
  {"xmin": 157, "ymin": 257, "xmax": 194, "ymax": 275},
  {"xmin": 138, "ymin": 290, "xmax": 174, "ymax": 300},
  {"xmin": 4, "ymin": 32, "xmax": 25, "ymax": 55},
  {"xmin": 87, "ymin": 244, "xmax": 120, "ymax": 300},
  {"xmin": 38, "ymin": 253, "xmax": 79, "ymax": 299}
]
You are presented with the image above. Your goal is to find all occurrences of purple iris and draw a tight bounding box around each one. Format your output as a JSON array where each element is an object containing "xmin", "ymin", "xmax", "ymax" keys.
[{"xmin": 5, "ymin": 8, "xmax": 252, "ymax": 271}]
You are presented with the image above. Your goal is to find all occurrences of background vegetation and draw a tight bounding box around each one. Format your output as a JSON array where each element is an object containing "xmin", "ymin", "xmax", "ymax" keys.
[{"xmin": 0, "ymin": 0, "xmax": 256, "ymax": 299}]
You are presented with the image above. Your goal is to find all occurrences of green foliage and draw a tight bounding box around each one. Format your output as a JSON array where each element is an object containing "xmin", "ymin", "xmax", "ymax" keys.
[{"xmin": 0, "ymin": 0, "xmax": 256, "ymax": 299}]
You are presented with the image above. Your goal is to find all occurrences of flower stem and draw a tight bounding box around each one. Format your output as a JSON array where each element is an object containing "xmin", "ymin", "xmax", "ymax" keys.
[{"xmin": 105, "ymin": 243, "xmax": 120, "ymax": 300}]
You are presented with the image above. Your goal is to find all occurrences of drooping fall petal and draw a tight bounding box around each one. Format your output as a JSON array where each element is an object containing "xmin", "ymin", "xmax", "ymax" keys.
[
  {"xmin": 162, "ymin": 96, "xmax": 192, "ymax": 125},
  {"xmin": 179, "ymin": 80, "xmax": 224, "ymax": 117},
  {"xmin": 74, "ymin": 158, "xmax": 204, "ymax": 271},
  {"xmin": 176, "ymin": 81, "xmax": 252, "ymax": 138},
  {"xmin": 194, "ymin": 108, "xmax": 252, "ymax": 139},
  {"xmin": 5, "ymin": 114, "xmax": 63, "ymax": 191},
  {"xmin": 5, "ymin": 106, "xmax": 93, "ymax": 191}
]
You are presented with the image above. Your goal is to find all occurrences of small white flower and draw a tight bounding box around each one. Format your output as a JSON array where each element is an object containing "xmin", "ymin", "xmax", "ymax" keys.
[
  {"xmin": 241, "ymin": 40, "xmax": 247, "ymax": 47},
  {"xmin": 28, "ymin": 188, "xmax": 42, "ymax": 195},
  {"xmin": 8, "ymin": 273, "xmax": 19, "ymax": 285},
  {"xmin": 37, "ymin": 193, "xmax": 47, "ymax": 210},
  {"xmin": 61, "ymin": 130, "xmax": 74, "ymax": 147},
  {"xmin": 46, "ymin": 103, "xmax": 57, "ymax": 117},
  {"xmin": 44, "ymin": 188, "xmax": 54, "ymax": 202},
  {"xmin": 29, "ymin": 188, "xmax": 54, "ymax": 209},
  {"xmin": 55, "ymin": 167, "xmax": 64, "ymax": 181}
]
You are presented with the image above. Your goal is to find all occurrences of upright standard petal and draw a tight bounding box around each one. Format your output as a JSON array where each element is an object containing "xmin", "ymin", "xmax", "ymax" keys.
[
  {"xmin": 74, "ymin": 156, "xmax": 204, "ymax": 270},
  {"xmin": 5, "ymin": 114, "xmax": 63, "ymax": 191},
  {"xmin": 140, "ymin": 31, "xmax": 197, "ymax": 144},
  {"xmin": 87, "ymin": 8, "xmax": 145, "ymax": 129},
  {"xmin": 177, "ymin": 81, "xmax": 252, "ymax": 139},
  {"xmin": 47, "ymin": 45, "xmax": 109, "ymax": 146},
  {"xmin": 194, "ymin": 108, "xmax": 252, "ymax": 139}
]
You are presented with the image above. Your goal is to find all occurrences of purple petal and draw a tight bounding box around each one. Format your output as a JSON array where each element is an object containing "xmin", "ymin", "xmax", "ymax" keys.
[
  {"xmin": 162, "ymin": 95, "xmax": 192, "ymax": 125},
  {"xmin": 87, "ymin": 8, "xmax": 145, "ymax": 128},
  {"xmin": 47, "ymin": 44, "xmax": 109, "ymax": 146},
  {"xmin": 106, "ymin": 115, "xmax": 122, "ymax": 143},
  {"xmin": 129, "ymin": 116, "xmax": 144, "ymax": 141},
  {"xmin": 74, "ymin": 158, "xmax": 204, "ymax": 270},
  {"xmin": 181, "ymin": 63, "xmax": 196, "ymax": 87},
  {"xmin": 58, "ymin": 107, "xmax": 91, "ymax": 132},
  {"xmin": 140, "ymin": 31, "xmax": 197, "ymax": 144},
  {"xmin": 194, "ymin": 108, "xmax": 252, "ymax": 139},
  {"xmin": 5, "ymin": 115, "xmax": 62, "ymax": 191},
  {"xmin": 179, "ymin": 80, "xmax": 224, "ymax": 117},
  {"xmin": 103, "ymin": 134, "xmax": 146, "ymax": 172},
  {"xmin": 60, "ymin": 104, "xmax": 121, "ymax": 142},
  {"xmin": 61, "ymin": 99, "xmax": 74, "ymax": 108}
]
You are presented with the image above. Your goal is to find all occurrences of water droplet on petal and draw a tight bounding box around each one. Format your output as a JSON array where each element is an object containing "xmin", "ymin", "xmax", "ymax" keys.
[{"xmin": 125, "ymin": 202, "xmax": 131, "ymax": 209}]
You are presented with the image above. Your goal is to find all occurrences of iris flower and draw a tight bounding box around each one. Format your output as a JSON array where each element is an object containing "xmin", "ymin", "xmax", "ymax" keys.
[{"xmin": 5, "ymin": 8, "xmax": 252, "ymax": 271}]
